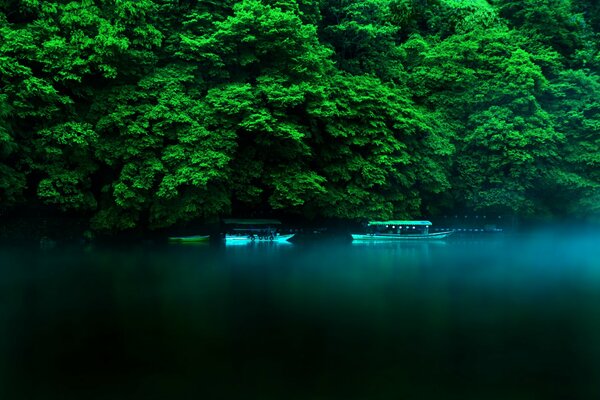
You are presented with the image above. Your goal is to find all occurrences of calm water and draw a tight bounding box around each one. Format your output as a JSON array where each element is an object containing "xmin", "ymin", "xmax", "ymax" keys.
[{"xmin": 1, "ymin": 231, "xmax": 600, "ymax": 399}]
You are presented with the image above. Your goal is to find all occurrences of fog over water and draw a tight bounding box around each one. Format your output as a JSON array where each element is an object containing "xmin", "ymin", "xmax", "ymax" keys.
[{"xmin": 1, "ymin": 229, "xmax": 599, "ymax": 399}]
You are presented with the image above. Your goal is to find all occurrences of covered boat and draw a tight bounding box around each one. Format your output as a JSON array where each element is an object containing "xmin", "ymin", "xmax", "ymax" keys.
[
  {"xmin": 223, "ymin": 219, "xmax": 295, "ymax": 242},
  {"xmin": 351, "ymin": 220, "xmax": 453, "ymax": 241}
]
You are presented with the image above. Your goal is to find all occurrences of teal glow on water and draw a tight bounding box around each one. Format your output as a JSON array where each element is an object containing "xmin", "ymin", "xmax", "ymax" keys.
[{"xmin": 1, "ymin": 231, "xmax": 600, "ymax": 399}]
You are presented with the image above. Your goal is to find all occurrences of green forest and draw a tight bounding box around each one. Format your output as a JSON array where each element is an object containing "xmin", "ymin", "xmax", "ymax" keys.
[{"xmin": 1, "ymin": 0, "xmax": 599, "ymax": 231}]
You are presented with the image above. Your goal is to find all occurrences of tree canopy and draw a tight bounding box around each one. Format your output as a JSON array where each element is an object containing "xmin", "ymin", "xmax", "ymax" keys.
[{"xmin": 1, "ymin": 0, "xmax": 598, "ymax": 231}]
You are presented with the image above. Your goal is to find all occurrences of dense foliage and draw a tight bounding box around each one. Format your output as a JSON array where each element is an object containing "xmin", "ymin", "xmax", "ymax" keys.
[{"xmin": 1, "ymin": 0, "xmax": 598, "ymax": 231}]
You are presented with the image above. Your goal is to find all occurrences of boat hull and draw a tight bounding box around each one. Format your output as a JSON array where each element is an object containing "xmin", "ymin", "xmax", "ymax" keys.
[
  {"xmin": 225, "ymin": 234, "xmax": 295, "ymax": 243},
  {"xmin": 351, "ymin": 231, "xmax": 453, "ymax": 241},
  {"xmin": 168, "ymin": 235, "xmax": 210, "ymax": 243}
]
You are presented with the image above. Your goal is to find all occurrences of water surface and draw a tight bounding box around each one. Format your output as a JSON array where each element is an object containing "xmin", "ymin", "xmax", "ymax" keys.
[{"xmin": 1, "ymin": 231, "xmax": 599, "ymax": 399}]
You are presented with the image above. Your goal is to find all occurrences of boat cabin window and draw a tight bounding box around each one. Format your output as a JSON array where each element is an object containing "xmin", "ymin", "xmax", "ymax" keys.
[{"xmin": 367, "ymin": 223, "xmax": 430, "ymax": 235}]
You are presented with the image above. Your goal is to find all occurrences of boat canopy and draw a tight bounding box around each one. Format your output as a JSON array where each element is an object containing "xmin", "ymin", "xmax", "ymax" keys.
[
  {"xmin": 368, "ymin": 220, "xmax": 432, "ymax": 226},
  {"xmin": 223, "ymin": 219, "xmax": 282, "ymax": 225}
]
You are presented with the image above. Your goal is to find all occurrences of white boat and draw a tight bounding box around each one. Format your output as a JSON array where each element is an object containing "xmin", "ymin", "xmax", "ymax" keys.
[
  {"xmin": 351, "ymin": 220, "xmax": 453, "ymax": 241},
  {"xmin": 351, "ymin": 231, "xmax": 452, "ymax": 240},
  {"xmin": 225, "ymin": 233, "xmax": 295, "ymax": 242}
]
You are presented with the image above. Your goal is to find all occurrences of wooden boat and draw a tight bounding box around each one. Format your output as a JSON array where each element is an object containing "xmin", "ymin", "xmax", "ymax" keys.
[
  {"xmin": 351, "ymin": 231, "xmax": 452, "ymax": 240},
  {"xmin": 168, "ymin": 235, "xmax": 210, "ymax": 243},
  {"xmin": 225, "ymin": 233, "xmax": 295, "ymax": 242},
  {"xmin": 351, "ymin": 220, "xmax": 453, "ymax": 241},
  {"xmin": 223, "ymin": 219, "xmax": 295, "ymax": 243}
]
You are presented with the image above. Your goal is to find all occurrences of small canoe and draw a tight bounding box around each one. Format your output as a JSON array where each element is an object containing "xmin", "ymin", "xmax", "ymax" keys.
[
  {"xmin": 168, "ymin": 235, "xmax": 210, "ymax": 243},
  {"xmin": 225, "ymin": 233, "xmax": 295, "ymax": 243},
  {"xmin": 351, "ymin": 231, "xmax": 453, "ymax": 241}
]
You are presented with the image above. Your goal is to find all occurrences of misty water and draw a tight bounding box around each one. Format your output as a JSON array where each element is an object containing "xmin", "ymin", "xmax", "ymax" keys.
[{"xmin": 1, "ymin": 230, "xmax": 600, "ymax": 399}]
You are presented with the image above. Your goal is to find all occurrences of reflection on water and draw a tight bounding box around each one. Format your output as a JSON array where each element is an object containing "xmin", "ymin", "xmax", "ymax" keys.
[{"xmin": 1, "ymin": 231, "xmax": 600, "ymax": 399}]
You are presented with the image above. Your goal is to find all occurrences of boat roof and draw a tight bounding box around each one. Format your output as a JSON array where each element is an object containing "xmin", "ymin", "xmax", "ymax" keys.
[
  {"xmin": 223, "ymin": 218, "xmax": 282, "ymax": 225},
  {"xmin": 368, "ymin": 220, "xmax": 432, "ymax": 226}
]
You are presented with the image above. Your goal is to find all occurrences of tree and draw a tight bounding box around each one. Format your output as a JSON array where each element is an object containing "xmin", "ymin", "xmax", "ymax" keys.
[
  {"xmin": 543, "ymin": 69, "xmax": 600, "ymax": 217},
  {"xmin": 491, "ymin": 0, "xmax": 593, "ymax": 67},
  {"xmin": 307, "ymin": 73, "xmax": 452, "ymax": 219},
  {"xmin": 320, "ymin": 0, "xmax": 405, "ymax": 80},
  {"xmin": 0, "ymin": 0, "xmax": 163, "ymax": 225},
  {"xmin": 403, "ymin": 16, "xmax": 563, "ymax": 215}
]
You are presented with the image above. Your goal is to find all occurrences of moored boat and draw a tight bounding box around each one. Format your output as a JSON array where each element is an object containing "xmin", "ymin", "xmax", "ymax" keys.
[
  {"xmin": 223, "ymin": 219, "xmax": 295, "ymax": 243},
  {"xmin": 225, "ymin": 233, "xmax": 295, "ymax": 242},
  {"xmin": 168, "ymin": 235, "xmax": 210, "ymax": 243},
  {"xmin": 351, "ymin": 221, "xmax": 453, "ymax": 241}
]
